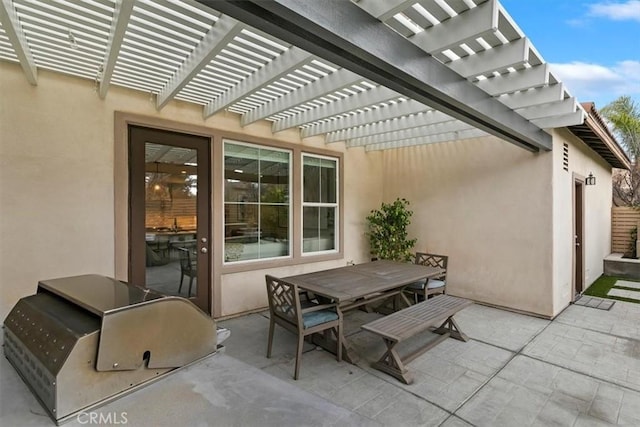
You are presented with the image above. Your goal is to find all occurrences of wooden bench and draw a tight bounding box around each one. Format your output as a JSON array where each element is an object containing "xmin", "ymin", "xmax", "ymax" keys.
[{"xmin": 361, "ymin": 295, "xmax": 472, "ymax": 384}]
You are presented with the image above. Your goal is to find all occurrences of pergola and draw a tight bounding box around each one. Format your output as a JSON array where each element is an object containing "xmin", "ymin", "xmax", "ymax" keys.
[{"xmin": 0, "ymin": 0, "xmax": 586, "ymax": 152}]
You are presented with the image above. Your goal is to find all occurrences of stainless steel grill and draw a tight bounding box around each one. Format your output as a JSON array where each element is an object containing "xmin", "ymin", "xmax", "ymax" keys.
[{"xmin": 3, "ymin": 274, "xmax": 218, "ymax": 425}]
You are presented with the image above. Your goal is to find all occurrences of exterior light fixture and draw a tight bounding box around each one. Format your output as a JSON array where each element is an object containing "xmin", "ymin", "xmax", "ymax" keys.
[{"xmin": 585, "ymin": 173, "xmax": 596, "ymax": 186}]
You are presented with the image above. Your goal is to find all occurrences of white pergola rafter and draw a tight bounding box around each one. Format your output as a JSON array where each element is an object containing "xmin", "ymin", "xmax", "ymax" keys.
[
  {"xmin": 447, "ymin": 38, "xmax": 537, "ymax": 79},
  {"xmin": 241, "ymin": 67, "xmax": 363, "ymax": 126},
  {"xmin": 355, "ymin": 0, "xmax": 420, "ymax": 22},
  {"xmin": 476, "ymin": 64, "xmax": 553, "ymax": 95},
  {"xmin": 325, "ymin": 109, "xmax": 452, "ymax": 143},
  {"xmin": 204, "ymin": 46, "xmax": 314, "ymax": 118},
  {"xmin": 99, "ymin": 0, "xmax": 135, "ymax": 99},
  {"xmin": 516, "ymin": 97, "xmax": 577, "ymax": 121},
  {"xmin": 532, "ymin": 109, "xmax": 586, "ymax": 129},
  {"xmin": 271, "ymin": 85, "xmax": 400, "ymax": 132},
  {"xmin": 364, "ymin": 129, "xmax": 489, "ymax": 151},
  {"xmin": 157, "ymin": 14, "xmax": 244, "ymax": 110},
  {"xmin": 380, "ymin": 0, "xmax": 498, "ymax": 55},
  {"xmin": 211, "ymin": 0, "xmax": 553, "ymax": 151},
  {"xmin": 347, "ymin": 119, "xmax": 476, "ymax": 147},
  {"xmin": 0, "ymin": 0, "xmax": 592, "ymax": 152},
  {"xmin": 354, "ymin": 0, "xmax": 583, "ymax": 134},
  {"xmin": 301, "ymin": 99, "xmax": 429, "ymax": 138},
  {"xmin": 497, "ymin": 84, "xmax": 566, "ymax": 110},
  {"xmin": 0, "ymin": 0, "xmax": 37, "ymax": 85}
]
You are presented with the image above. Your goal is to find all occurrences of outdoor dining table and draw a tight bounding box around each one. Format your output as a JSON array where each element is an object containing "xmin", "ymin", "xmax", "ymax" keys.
[{"xmin": 282, "ymin": 259, "xmax": 445, "ymax": 363}]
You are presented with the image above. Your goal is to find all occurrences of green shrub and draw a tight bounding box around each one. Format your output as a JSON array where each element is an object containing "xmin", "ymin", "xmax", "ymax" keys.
[{"xmin": 366, "ymin": 198, "xmax": 417, "ymax": 262}]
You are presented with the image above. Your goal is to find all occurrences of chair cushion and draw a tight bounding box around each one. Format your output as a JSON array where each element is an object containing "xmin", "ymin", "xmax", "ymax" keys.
[
  {"xmin": 426, "ymin": 279, "xmax": 446, "ymax": 289},
  {"xmin": 406, "ymin": 279, "xmax": 427, "ymax": 290},
  {"xmin": 302, "ymin": 310, "xmax": 338, "ymax": 328}
]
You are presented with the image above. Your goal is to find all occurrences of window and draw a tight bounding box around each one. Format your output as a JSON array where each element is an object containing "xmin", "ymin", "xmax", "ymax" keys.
[
  {"xmin": 224, "ymin": 141, "xmax": 291, "ymax": 262},
  {"xmin": 302, "ymin": 154, "xmax": 338, "ymax": 254}
]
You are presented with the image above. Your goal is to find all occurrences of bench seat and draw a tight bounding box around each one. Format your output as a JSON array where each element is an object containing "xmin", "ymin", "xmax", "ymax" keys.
[{"xmin": 361, "ymin": 294, "xmax": 472, "ymax": 384}]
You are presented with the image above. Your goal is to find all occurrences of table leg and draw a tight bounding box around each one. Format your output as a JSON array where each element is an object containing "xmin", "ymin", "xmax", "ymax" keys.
[
  {"xmin": 432, "ymin": 316, "xmax": 469, "ymax": 341},
  {"xmin": 371, "ymin": 338, "xmax": 413, "ymax": 384},
  {"xmin": 366, "ymin": 289, "xmax": 413, "ymax": 315},
  {"xmin": 310, "ymin": 307, "xmax": 358, "ymax": 364},
  {"xmin": 310, "ymin": 330, "xmax": 359, "ymax": 364},
  {"xmin": 398, "ymin": 291, "xmax": 413, "ymax": 308}
]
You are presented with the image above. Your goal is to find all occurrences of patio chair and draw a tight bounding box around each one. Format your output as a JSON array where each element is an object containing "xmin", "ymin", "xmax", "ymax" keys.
[
  {"xmin": 177, "ymin": 247, "xmax": 197, "ymax": 297},
  {"xmin": 405, "ymin": 252, "xmax": 448, "ymax": 303},
  {"xmin": 265, "ymin": 275, "xmax": 342, "ymax": 380},
  {"xmin": 155, "ymin": 235, "xmax": 170, "ymax": 259}
]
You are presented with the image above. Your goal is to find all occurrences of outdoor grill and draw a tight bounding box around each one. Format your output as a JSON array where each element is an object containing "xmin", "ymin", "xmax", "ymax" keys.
[{"xmin": 3, "ymin": 274, "xmax": 218, "ymax": 425}]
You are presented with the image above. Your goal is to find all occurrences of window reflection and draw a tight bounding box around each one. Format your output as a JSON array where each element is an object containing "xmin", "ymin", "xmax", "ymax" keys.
[
  {"xmin": 144, "ymin": 143, "xmax": 198, "ymax": 297},
  {"xmin": 303, "ymin": 207, "xmax": 336, "ymax": 252},
  {"xmin": 303, "ymin": 157, "xmax": 336, "ymax": 203},
  {"xmin": 302, "ymin": 155, "xmax": 338, "ymax": 254},
  {"xmin": 224, "ymin": 141, "xmax": 291, "ymax": 262}
]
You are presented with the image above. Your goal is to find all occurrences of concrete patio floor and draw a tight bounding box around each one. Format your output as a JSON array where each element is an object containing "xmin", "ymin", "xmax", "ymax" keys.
[{"xmin": 2, "ymin": 298, "xmax": 640, "ymax": 426}]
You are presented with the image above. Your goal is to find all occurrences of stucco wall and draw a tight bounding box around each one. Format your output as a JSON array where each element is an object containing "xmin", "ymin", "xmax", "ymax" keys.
[
  {"xmin": 0, "ymin": 61, "xmax": 615, "ymax": 320},
  {"xmin": 1, "ymin": 64, "xmax": 115, "ymax": 320},
  {"xmin": 551, "ymin": 128, "xmax": 612, "ymax": 315},
  {"xmin": 0, "ymin": 62, "xmax": 382, "ymax": 320},
  {"xmin": 380, "ymin": 136, "xmax": 556, "ymax": 317}
]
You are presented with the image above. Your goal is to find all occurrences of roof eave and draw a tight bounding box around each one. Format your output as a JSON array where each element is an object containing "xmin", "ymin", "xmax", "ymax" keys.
[{"xmin": 569, "ymin": 102, "xmax": 631, "ymax": 170}]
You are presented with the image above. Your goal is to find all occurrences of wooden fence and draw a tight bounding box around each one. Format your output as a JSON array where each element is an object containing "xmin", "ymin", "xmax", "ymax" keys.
[
  {"xmin": 612, "ymin": 207, "xmax": 640, "ymax": 254},
  {"xmin": 146, "ymin": 198, "xmax": 196, "ymax": 229}
]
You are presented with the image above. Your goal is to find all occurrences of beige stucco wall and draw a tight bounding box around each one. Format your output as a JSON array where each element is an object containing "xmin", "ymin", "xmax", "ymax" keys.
[
  {"xmin": 0, "ymin": 62, "xmax": 382, "ymax": 320},
  {"xmin": 380, "ymin": 136, "xmax": 556, "ymax": 317},
  {"xmin": 0, "ymin": 60, "xmax": 616, "ymax": 320},
  {"xmin": 551, "ymin": 128, "xmax": 613, "ymax": 315},
  {"xmin": 1, "ymin": 64, "xmax": 115, "ymax": 320}
]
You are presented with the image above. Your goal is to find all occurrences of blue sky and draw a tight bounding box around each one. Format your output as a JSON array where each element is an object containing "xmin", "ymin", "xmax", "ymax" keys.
[{"xmin": 500, "ymin": 0, "xmax": 639, "ymax": 109}]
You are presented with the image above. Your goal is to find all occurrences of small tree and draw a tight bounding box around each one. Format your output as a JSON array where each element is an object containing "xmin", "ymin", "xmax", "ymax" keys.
[
  {"xmin": 366, "ymin": 198, "xmax": 417, "ymax": 262},
  {"xmin": 601, "ymin": 96, "xmax": 640, "ymax": 160},
  {"xmin": 601, "ymin": 96, "xmax": 640, "ymax": 206}
]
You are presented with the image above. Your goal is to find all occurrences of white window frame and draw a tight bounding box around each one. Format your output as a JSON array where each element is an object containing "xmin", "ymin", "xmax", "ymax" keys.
[
  {"xmin": 223, "ymin": 139, "xmax": 292, "ymax": 264},
  {"xmin": 301, "ymin": 153, "xmax": 339, "ymax": 256}
]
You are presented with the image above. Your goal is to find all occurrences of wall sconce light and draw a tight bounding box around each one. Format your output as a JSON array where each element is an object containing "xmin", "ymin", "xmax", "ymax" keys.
[{"xmin": 585, "ymin": 172, "xmax": 596, "ymax": 186}]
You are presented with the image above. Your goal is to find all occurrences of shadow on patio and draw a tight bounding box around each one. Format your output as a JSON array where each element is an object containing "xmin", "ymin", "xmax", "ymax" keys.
[
  {"xmin": 218, "ymin": 300, "xmax": 640, "ymax": 426},
  {"xmin": 3, "ymin": 299, "xmax": 640, "ymax": 426}
]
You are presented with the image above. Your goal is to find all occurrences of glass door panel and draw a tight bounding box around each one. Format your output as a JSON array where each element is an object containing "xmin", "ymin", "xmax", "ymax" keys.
[
  {"xmin": 144, "ymin": 143, "xmax": 198, "ymax": 296},
  {"xmin": 129, "ymin": 126, "xmax": 211, "ymax": 313}
]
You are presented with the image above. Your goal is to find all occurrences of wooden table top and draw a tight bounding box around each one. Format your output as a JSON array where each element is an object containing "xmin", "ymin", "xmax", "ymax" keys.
[{"xmin": 283, "ymin": 260, "xmax": 444, "ymax": 303}]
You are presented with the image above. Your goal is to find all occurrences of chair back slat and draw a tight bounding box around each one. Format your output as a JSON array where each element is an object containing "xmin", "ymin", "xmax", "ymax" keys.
[
  {"xmin": 265, "ymin": 275, "xmax": 302, "ymax": 327},
  {"xmin": 414, "ymin": 253, "xmax": 448, "ymax": 279},
  {"xmin": 178, "ymin": 247, "xmax": 190, "ymax": 266}
]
